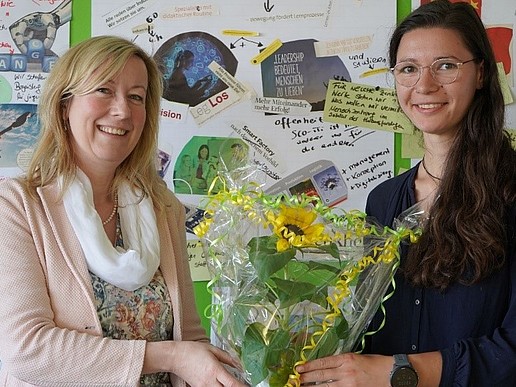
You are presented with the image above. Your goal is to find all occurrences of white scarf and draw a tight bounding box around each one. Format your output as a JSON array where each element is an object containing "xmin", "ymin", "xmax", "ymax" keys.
[{"xmin": 62, "ymin": 169, "xmax": 160, "ymax": 291}]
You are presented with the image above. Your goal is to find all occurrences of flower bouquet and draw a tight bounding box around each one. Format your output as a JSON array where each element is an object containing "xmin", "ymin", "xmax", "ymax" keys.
[{"xmin": 194, "ymin": 163, "xmax": 422, "ymax": 387}]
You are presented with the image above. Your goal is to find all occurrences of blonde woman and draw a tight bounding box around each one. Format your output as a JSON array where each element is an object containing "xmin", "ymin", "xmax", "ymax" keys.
[{"xmin": 0, "ymin": 36, "xmax": 244, "ymax": 387}]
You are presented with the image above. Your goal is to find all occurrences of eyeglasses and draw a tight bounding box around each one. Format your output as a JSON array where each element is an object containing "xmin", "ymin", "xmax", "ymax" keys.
[{"xmin": 390, "ymin": 58, "xmax": 477, "ymax": 87}]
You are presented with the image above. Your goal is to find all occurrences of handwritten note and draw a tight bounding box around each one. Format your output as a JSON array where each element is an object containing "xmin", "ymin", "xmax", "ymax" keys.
[
  {"xmin": 323, "ymin": 80, "xmax": 414, "ymax": 134},
  {"xmin": 4, "ymin": 72, "xmax": 47, "ymax": 104},
  {"xmin": 342, "ymin": 148, "xmax": 393, "ymax": 191},
  {"xmin": 186, "ymin": 240, "xmax": 210, "ymax": 281}
]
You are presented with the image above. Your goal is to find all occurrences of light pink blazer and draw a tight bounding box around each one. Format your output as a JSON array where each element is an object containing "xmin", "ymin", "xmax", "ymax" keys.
[{"xmin": 0, "ymin": 178, "xmax": 207, "ymax": 386}]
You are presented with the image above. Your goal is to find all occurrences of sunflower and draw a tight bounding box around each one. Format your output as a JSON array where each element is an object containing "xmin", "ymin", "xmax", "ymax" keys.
[{"xmin": 268, "ymin": 204, "xmax": 328, "ymax": 252}]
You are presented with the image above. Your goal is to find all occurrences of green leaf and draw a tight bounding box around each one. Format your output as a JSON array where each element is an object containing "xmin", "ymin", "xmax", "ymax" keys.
[
  {"xmin": 271, "ymin": 277, "xmax": 327, "ymax": 308},
  {"xmin": 281, "ymin": 259, "xmax": 345, "ymax": 288},
  {"xmin": 248, "ymin": 236, "xmax": 296, "ymax": 281},
  {"xmin": 316, "ymin": 242, "xmax": 340, "ymax": 259},
  {"xmin": 241, "ymin": 322, "xmax": 270, "ymax": 386},
  {"xmin": 334, "ymin": 315, "xmax": 350, "ymax": 340},
  {"xmin": 305, "ymin": 259, "xmax": 344, "ymax": 274},
  {"xmin": 269, "ymin": 367, "xmax": 293, "ymax": 387},
  {"xmin": 305, "ymin": 316, "xmax": 350, "ymax": 361},
  {"xmin": 229, "ymin": 293, "xmax": 267, "ymax": 346},
  {"xmin": 266, "ymin": 329, "xmax": 298, "ymax": 387},
  {"xmin": 307, "ymin": 327, "xmax": 339, "ymax": 360},
  {"xmin": 265, "ymin": 328, "xmax": 291, "ymax": 367},
  {"xmin": 241, "ymin": 323, "xmax": 300, "ymax": 386}
]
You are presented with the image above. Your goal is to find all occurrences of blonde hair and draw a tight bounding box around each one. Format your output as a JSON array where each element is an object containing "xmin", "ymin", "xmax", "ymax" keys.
[{"xmin": 26, "ymin": 35, "xmax": 169, "ymax": 209}]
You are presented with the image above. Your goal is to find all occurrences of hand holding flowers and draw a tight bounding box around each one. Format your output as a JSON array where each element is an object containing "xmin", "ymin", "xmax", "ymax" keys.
[{"xmin": 195, "ymin": 165, "xmax": 422, "ymax": 386}]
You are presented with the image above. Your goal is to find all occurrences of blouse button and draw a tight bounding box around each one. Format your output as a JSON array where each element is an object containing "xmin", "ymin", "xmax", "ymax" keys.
[
  {"xmin": 411, "ymin": 344, "xmax": 417, "ymax": 351},
  {"xmin": 415, "ymin": 299, "xmax": 420, "ymax": 305}
]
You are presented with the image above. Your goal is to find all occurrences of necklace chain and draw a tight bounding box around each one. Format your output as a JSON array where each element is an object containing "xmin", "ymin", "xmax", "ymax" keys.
[
  {"xmin": 102, "ymin": 194, "xmax": 118, "ymax": 226},
  {"xmin": 422, "ymin": 157, "xmax": 442, "ymax": 181}
]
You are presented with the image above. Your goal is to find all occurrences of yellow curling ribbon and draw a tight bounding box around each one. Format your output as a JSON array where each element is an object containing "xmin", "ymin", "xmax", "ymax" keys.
[
  {"xmin": 285, "ymin": 223, "xmax": 420, "ymax": 386},
  {"xmin": 194, "ymin": 177, "xmax": 422, "ymax": 387}
]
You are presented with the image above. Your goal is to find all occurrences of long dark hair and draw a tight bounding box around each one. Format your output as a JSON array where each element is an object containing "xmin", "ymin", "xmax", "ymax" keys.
[{"xmin": 390, "ymin": 0, "xmax": 516, "ymax": 290}]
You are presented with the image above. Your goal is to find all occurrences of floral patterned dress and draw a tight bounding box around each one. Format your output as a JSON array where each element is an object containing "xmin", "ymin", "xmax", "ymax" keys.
[{"xmin": 90, "ymin": 217, "xmax": 173, "ymax": 386}]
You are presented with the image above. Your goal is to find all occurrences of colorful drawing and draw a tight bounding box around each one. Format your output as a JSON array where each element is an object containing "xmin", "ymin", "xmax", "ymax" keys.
[
  {"xmin": 0, "ymin": 104, "xmax": 39, "ymax": 169},
  {"xmin": 261, "ymin": 39, "xmax": 351, "ymax": 112},
  {"xmin": 154, "ymin": 32, "xmax": 238, "ymax": 106},
  {"xmin": 173, "ymin": 135, "xmax": 248, "ymax": 195},
  {"xmin": 1, "ymin": 0, "xmax": 72, "ymax": 73}
]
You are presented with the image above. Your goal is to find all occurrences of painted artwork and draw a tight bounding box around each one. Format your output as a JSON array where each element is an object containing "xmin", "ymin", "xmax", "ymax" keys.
[{"xmin": 0, "ymin": 103, "xmax": 39, "ymax": 173}]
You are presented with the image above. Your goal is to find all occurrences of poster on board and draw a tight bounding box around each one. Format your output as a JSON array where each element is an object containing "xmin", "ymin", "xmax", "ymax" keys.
[
  {"xmin": 0, "ymin": 0, "xmax": 72, "ymax": 178},
  {"xmin": 92, "ymin": 0, "xmax": 398, "ymax": 279},
  {"xmin": 92, "ymin": 0, "xmax": 397, "ymax": 206}
]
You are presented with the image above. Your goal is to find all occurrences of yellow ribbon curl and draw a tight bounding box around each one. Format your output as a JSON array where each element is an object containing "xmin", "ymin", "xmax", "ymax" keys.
[{"xmin": 194, "ymin": 181, "xmax": 422, "ymax": 387}]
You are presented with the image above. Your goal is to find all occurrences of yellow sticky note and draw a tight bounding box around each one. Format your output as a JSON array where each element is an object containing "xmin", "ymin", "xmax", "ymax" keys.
[
  {"xmin": 401, "ymin": 132, "xmax": 424, "ymax": 159},
  {"xmin": 186, "ymin": 240, "xmax": 210, "ymax": 281},
  {"xmin": 508, "ymin": 129, "xmax": 516, "ymax": 149},
  {"xmin": 251, "ymin": 38, "xmax": 282, "ymax": 65},
  {"xmin": 323, "ymin": 80, "xmax": 415, "ymax": 134},
  {"xmin": 498, "ymin": 62, "xmax": 514, "ymax": 105}
]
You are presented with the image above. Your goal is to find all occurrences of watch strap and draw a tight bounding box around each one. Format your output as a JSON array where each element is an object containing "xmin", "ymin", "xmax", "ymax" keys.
[
  {"xmin": 393, "ymin": 353, "xmax": 411, "ymax": 367},
  {"xmin": 391, "ymin": 354, "xmax": 418, "ymax": 387}
]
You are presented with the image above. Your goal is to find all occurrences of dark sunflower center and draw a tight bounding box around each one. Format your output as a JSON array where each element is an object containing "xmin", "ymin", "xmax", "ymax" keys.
[{"xmin": 284, "ymin": 223, "xmax": 304, "ymax": 237}]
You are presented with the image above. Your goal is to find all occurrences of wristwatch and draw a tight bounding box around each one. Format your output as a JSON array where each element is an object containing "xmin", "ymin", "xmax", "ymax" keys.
[{"xmin": 390, "ymin": 354, "xmax": 419, "ymax": 387}]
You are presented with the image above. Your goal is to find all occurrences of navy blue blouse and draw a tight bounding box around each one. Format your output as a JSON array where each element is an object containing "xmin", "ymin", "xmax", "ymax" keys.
[{"xmin": 363, "ymin": 164, "xmax": 516, "ymax": 386}]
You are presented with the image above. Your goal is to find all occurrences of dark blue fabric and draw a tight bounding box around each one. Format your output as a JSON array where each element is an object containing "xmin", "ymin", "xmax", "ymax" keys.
[{"xmin": 363, "ymin": 165, "xmax": 516, "ymax": 386}]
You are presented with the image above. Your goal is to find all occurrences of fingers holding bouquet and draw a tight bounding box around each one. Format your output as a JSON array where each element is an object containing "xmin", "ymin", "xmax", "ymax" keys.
[
  {"xmin": 297, "ymin": 353, "xmax": 392, "ymax": 387},
  {"xmin": 167, "ymin": 341, "xmax": 247, "ymax": 387}
]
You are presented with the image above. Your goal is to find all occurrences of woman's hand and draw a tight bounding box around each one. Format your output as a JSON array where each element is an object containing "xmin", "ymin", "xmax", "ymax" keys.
[
  {"xmin": 144, "ymin": 341, "xmax": 248, "ymax": 387},
  {"xmin": 297, "ymin": 351, "xmax": 442, "ymax": 387},
  {"xmin": 296, "ymin": 353, "xmax": 393, "ymax": 387}
]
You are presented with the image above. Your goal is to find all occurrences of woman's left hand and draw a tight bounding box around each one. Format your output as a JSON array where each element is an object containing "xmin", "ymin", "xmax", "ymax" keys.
[{"xmin": 296, "ymin": 353, "xmax": 393, "ymax": 386}]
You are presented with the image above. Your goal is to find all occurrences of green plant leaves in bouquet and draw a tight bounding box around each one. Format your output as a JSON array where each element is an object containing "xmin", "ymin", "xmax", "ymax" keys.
[
  {"xmin": 248, "ymin": 235, "xmax": 295, "ymax": 281},
  {"xmin": 240, "ymin": 235, "xmax": 353, "ymax": 386},
  {"xmin": 195, "ymin": 182, "xmax": 423, "ymax": 387}
]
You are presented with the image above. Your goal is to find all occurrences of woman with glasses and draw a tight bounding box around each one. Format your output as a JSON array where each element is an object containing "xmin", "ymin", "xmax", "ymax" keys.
[{"xmin": 297, "ymin": 1, "xmax": 515, "ymax": 386}]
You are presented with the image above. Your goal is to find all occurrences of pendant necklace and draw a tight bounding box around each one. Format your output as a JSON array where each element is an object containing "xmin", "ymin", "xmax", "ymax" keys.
[{"xmin": 422, "ymin": 157, "xmax": 442, "ymax": 181}]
